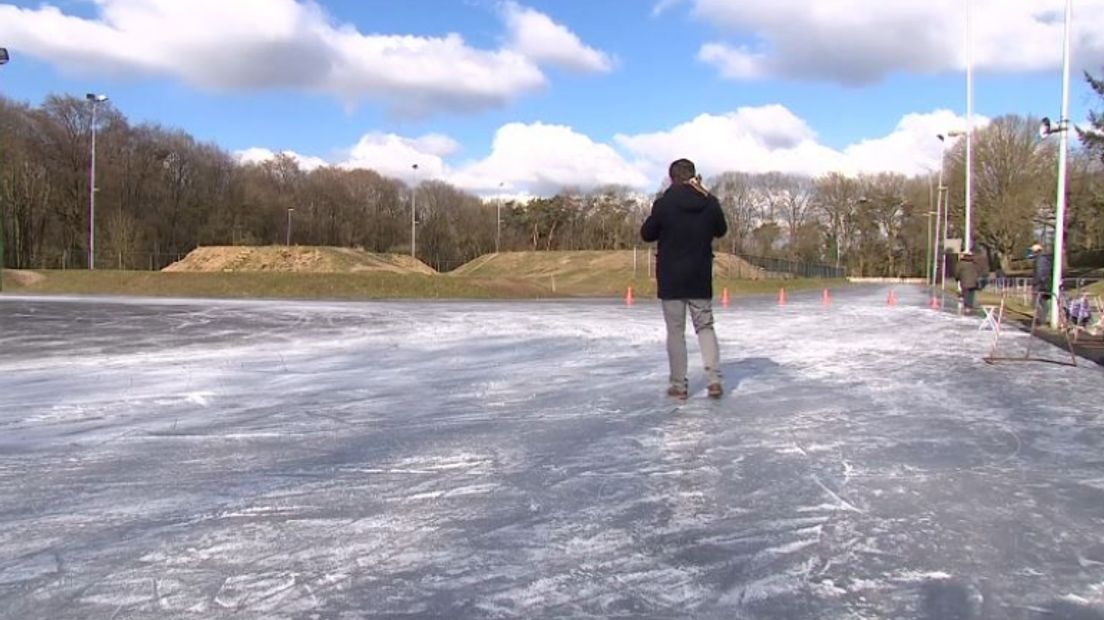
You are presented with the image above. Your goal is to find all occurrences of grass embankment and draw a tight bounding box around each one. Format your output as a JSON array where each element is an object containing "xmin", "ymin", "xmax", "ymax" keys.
[
  {"xmin": 1, "ymin": 249, "xmax": 846, "ymax": 300},
  {"xmin": 2, "ymin": 269, "xmax": 838, "ymax": 300},
  {"xmin": 0, "ymin": 270, "xmax": 548, "ymax": 299},
  {"xmin": 450, "ymin": 250, "xmax": 834, "ymax": 297}
]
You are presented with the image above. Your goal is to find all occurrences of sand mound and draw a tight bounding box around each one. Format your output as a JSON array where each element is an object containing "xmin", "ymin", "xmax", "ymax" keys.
[
  {"xmin": 4, "ymin": 269, "xmax": 47, "ymax": 286},
  {"xmin": 163, "ymin": 246, "xmax": 436, "ymax": 275},
  {"xmin": 453, "ymin": 251, "xmax": 771, "ymax": 280},
  {"xmin": 713, "ymin": 254, "xmax": 773, "ymax": 280}
]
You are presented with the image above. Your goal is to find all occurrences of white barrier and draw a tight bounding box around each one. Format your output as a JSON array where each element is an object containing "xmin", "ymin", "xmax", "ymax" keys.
[{"xmin": 847, "ymin": 277, "xmax": 926, "ymax": 284}]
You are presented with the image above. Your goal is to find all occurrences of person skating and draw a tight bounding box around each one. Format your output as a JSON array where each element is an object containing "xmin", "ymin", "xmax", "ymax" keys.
[
  {"xmin": 1028, "ymin": 243, "xmax": 1053, "ymax": 326},
  {"xmin": 640, "ymin": 158, "xmax": 728, "ymax": 400},
  {"xmin": 954, "ymin": 252, "xmax": 980, "ymax": 314}
]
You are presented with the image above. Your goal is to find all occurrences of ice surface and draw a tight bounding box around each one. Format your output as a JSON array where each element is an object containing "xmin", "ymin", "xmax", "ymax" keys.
[{"xmin": 1, "ymin": 287, "xmax": 1103, "ymax": 619}]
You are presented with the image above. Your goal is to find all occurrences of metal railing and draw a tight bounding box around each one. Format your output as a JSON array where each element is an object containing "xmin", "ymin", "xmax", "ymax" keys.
[{"xmin": 734, "ymin": 253, "xmax": 846, "ymax": 279}]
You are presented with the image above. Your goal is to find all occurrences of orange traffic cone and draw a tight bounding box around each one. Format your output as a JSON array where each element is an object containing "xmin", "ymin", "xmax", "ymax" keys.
[
  {"xmin": 778, "ymin": 287, "xmax": 787, "ymax": 306},
  {"xmin": 886, "ymin": 289, "xmax": 897, "ymax": 306},
  {"xmin": 822, "ymin": 288, "xmax": 832, "ymax": 306},
  {"xmin": 625, "ymin": 286, "xmax": 634, "ymax": 306},
  {"xmin": 721, "ymin": 287, "xmax": 730, "ymax": 308}
]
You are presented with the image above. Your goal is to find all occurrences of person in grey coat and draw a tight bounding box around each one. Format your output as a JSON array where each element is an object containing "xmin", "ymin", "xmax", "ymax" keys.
[
  {"xmin": 1028, "ymin": 243, "xmax": 1053, "ymax": 324},
  {"xmin": 954, "ymin": 252, "xmax": 980, "ymax": 313},
  {"xmin": 641, "ymin": 159, "xmax": 728, "ymax": 400}
]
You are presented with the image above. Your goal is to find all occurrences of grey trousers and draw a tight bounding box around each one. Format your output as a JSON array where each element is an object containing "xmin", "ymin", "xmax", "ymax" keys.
[{"xmin": 661, "ymin": 299, "xmax": 722, "ymax": 388}]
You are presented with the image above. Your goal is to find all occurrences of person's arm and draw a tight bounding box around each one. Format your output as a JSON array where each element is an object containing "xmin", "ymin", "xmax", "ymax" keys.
[{"xmin": 641, "ymin": 200, "xmax": 663, "ymax": 242}]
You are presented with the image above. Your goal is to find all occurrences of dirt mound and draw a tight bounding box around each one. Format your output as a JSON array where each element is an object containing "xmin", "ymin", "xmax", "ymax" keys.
[
  {"xmin": 3, "ymin": 269, "xmax": 46, "ymax": 286},
  {"xmin": 714, "ymin": 254, "xmax": 772, "ymax": 279},
  {"xmin": 453, "ymin": 251, "xmax": 770, "ymax": 280},
  {"xmin": 451, "ymin": 251, "xmax": 632, "ymax": 278},
  {"xmin": 163, "ymin": 246, "xmax": 436, "ymax": 275}
]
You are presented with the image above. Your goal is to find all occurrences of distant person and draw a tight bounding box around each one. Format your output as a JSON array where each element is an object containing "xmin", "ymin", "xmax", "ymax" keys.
[
  {"xmin": 1067, "ymin": 294, "xmax": 1092, "ymax": 328},
  {"xmin": 1028, "ymin": 243, "xmax": 1053, "ymax": 325},
  {"xmin": 954, "ymin": 252, "xmax": 979, "ymax": 314},
  {"xmin": 641, "ymin": 158, "xmax": 728, "ymax": 400}
]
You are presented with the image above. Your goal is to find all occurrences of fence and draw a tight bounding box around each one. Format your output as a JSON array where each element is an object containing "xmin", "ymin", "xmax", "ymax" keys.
[
  {"xmin": 50, "ymin": 251, "xmax": 188, "ymax": 271},
  {"xmin": 734, "ymin": 254, "xmax": 846, "ymax": 279},
  {"xmin": 986, "ymin": 276, "xmax": 1101, "ymax": 305}
]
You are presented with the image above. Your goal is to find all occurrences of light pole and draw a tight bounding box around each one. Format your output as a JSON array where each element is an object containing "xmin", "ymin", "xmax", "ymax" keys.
[
  {"xmin": 496, "ymin": 182, "xmax": 504, "ymax": 253},
  {"xmin": 86, "ymin": 93, "xmax": 108, "ymax": 270},
  {"xmin": 0, "ymin": 48, "xmax": 8, "ymax": 291},
  {"xmin": 1040, "ymin": 0, "xmax": 1073, "ymax": 330},
  {"xmin": 286, "ymin": 208, "xmax": 294, "ymax": 246},
  {"xmin": 934, "ymin": 134, "xmax": 949, "ymax": 288},
  {"xmin": 410, "ymin": 164, "xmax": 419, "ymax": 259},
  {"xmin": 935, "ymin": 131, "xmax": 965, "ymax": 289},
  {"xmin": 926, "ymin": 210, "xmax": 936, "ymax": 285},
  {"xmin": 965, "ymin": 0, "xmax": 974, "ymax": 254},
  {"xmin": 834, "ymin": 213, "xmax": 842, "ymax": 272}
]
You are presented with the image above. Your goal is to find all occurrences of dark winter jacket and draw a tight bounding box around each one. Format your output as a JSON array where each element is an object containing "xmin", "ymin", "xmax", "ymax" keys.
[
  {"xmin": 640, "ymin": 183, "xmax": 728, "ymax": 300},
  {"xmin": 974, "ymin": 250, "xmax": 990, "ymax": 281},
  {"xmin": 955, "ymin": 255, "xmax": 979, "ymax": 290},
  {"xmin": 1032, "ymin": 254, "xmax": 1053, "ymax": 294}
]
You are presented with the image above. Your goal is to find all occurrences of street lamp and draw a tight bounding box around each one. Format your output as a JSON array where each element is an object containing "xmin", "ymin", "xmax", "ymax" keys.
[
  {"xmin": 935, "ymin": 131, "xmax": 965, "ymax": 289},
  {"xmin": 834, "ymin": 212, "xmax": 843, "ymax": 272},
  {"xmin": 410, "ymin": 164, "xmax": 419, "ymax": 259},
  {"xmin": 86, "ymin": 92, "xmax": 108, "ymax": 270},
  {"xmin": 965, "ymin": 0, "xmax": 975, "ymax": 254},
  {"xmin": 925, "ymin": 210, "xmax": 937, "ymax": 285},
  {"xmin": 286, "ymin": 208, "xmax": 295, "ymax": 246},
  {"xmin": 0, "ymin": 48, "xmax": 8, "ymax": 291},
  {"xmin": 1039, "ymin": 0, "xmax": 1073, "ymax": 330},
  {"xmin": 496, "ymin": 182, "xmax": 504, "ymax": 253}
]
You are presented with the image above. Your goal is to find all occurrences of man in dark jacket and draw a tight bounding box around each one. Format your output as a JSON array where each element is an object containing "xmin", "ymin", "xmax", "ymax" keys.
[
  {"xmin": 640, "ymin": 159, "xmax": 728, "ymax": 399},
  {"xmin": 1028, "ymin": 243, "xmax": 1053, "ymax": 324},
  {"xmin": 954, "ymin": 252, "xmax": 979, "ymax": 313}
]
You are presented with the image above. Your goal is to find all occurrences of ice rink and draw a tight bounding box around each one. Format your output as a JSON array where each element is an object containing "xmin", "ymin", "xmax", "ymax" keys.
[{"xmin": 2, "ymin": 287, "xmax": 1103, "ymax": 619}]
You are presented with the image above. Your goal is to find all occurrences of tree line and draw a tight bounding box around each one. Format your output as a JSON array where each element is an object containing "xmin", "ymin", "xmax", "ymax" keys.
[{"xmin": 1, "ymin": 76, "xmax": 1102, "ymax": 277}]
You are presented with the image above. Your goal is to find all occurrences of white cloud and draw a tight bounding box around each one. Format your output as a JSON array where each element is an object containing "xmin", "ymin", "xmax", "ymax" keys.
[
  {"xmin": 241, "ymin": 106, "xmax": 982, "ymax": 195},
  {"xmin": 0, "ymin": 0, "xmax": 607, "ymax": 113},
  {"xmin": 651, "ymin": 0, "xmax": 688, "ymax": 18},
  {"xmin": 242, "ymin": 123, "xmax": 648, "ymax": 194},
  {"xmin": 338, "ymin": 133, "xmax": 453, "ymax": 180},
  {"xmin": 688, "ymin": 0, "xmax": 1104, "ymax": 84},
  {"xmin": 235, "ymin": 147, "xmax": 328, "ymax": 172},
  {"xmin": 447, "ymin": 122, "xmax": 650, "ymax": 194},
  {"xmin": 844, "ymin": 110, "xmax": 988, "ymax": 176},
  {"xmin": 615, "ymin": 105, "xmax": 847, "ymax": 179},
  {"xmin": 502, "ymin": 2, "xmax": 614, "ymax": 73},
  {"xmin": 697, "ymin": 43, "xmax": 765, "ymax": 80}
]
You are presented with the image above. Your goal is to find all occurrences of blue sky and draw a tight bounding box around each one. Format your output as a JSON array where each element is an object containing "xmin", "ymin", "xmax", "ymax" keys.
[{"xmin": 1, "ymin": 0, "xmax": 1102, "ymax": 195}]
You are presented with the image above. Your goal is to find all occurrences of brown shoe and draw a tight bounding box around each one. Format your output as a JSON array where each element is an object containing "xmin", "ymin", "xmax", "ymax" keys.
[
  {"xmin": 707, "ymin": 383, "xmax": 724, "ymax": 399},
  {"xmin": 666, "ymin": 385, "xmax": 688, "ymax": 399}
]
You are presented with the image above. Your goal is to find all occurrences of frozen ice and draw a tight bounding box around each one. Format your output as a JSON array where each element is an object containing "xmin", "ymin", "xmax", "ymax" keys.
[{"xmin": 1, "ymin": 286, "xmax": 1103, "ymax": 619}]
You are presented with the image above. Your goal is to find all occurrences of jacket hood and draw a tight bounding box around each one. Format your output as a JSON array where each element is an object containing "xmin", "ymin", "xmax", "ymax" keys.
[{"xmin": 665, "ymin": 183, "xmax": 711, "ymax": 213}]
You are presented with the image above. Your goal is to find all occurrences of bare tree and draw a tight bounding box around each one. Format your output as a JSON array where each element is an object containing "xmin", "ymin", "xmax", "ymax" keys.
[
  {"xmin": 946, "ymin": 115, "xmax": 1055, "ymax": 272},
  {"xmin": 813, "ymin": 172, "xmax": 863, "ymax": 271},
  {"xmin": 710, "ymin": 172, "xmax": 756, "ymax": 254}
]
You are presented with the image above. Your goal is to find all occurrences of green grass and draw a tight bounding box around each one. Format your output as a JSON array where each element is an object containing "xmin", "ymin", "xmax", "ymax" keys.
[
  {"xmin": 1, "ymin": 270, "xmax": 540, "ymax": 300},
  {"xmin": 2, "ymin": 268, "xmax": 842, "ymax": 301}
]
